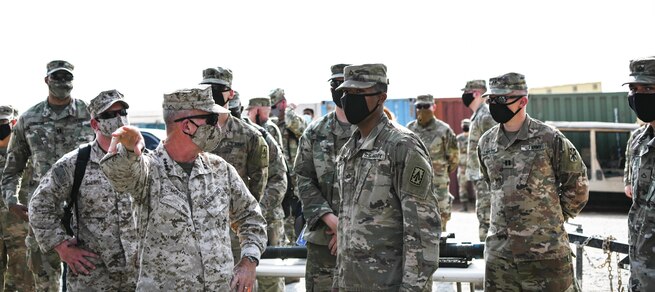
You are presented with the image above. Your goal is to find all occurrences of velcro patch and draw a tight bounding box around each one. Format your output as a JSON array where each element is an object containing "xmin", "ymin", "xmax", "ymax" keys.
[
  {"xmin": 362, "ymin": 150, "xmax": 385, "ymax": 160},
  {"xmin": 521, "ymin": 144, "xmax": 544, "ymax": 151},
  {"xmin": 409, "ymin": 167, "xmax": 426, "ymax": 186}
]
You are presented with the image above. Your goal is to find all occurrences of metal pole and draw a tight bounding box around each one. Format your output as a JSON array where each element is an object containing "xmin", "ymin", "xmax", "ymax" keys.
[{"xmin": 575, "ymin": 225, "xmax": 584, "ymax": 286}]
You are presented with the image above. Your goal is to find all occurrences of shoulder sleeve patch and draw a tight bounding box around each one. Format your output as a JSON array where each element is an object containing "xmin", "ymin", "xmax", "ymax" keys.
[{"xmin": 409, "ymin": 166, "xmax": 426, "ymax": 186}]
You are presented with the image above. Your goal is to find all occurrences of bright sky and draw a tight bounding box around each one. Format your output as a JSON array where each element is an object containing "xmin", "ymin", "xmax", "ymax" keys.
[{"xmin": 1, "ymin": 1, "xmax": 653, "ymax": 114}]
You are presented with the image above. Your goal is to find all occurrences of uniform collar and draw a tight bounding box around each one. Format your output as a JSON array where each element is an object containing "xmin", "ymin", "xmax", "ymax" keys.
[
  {"xmin": 358, "ymin": 113, "xmax": 388, "ymax": 151},
  {"xmin": 498, "ymin": 114, "xmax": 532, "ymax": 148},
  {"xmin": 42, "ymin": 98, "xmax": 79, "ymax": 119},
  {"xmin": 157, "ymin": 143, "xmax": 211, "ymax": 179}
]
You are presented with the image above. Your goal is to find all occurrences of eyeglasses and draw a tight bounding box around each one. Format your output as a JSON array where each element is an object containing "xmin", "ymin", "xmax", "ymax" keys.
[
  {"xmin": 212, "ymin": 84, "xmax": 231, "ymax": 92},
  {"xmin": 50, "ymin": 72, "xmax": 74, "ymax": 82},
  {"xmin": 329, "ymin": 79, "xmax": 344, "ymax": 89},
  {"xmin": 174, "ymin": 113, "xmax": 219, "ymax": 126},
  {"xmin": 487, "ymin": 95, "xmax": 524, "ymax": 105},
  {"xmin": 416, "ymin": 104, "xmax": 431, "ymax": 110},
  {"xmin": 96, "ymin": 109, "xmax": 128, "ymax": 120}
]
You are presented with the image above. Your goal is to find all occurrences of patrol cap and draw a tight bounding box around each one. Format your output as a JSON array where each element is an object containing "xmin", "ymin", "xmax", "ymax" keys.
[
  {"xmin": 484, "ymin": 73, "xmax": 528, "ymax": 96},
  {"xmin": 163, "ymin": 87, "xmax": 230, "ymax": 114},
  {"xmin": 200, "ymin": 66, "xmax": 233, "ymax": 87},
  {"xmin": 47, "ymin": 60, "xmax": 74, "ymax": 76},
  {"xmin": 0, "ymin": 105, "xmax": 15, "ymax": 120},
  {"xmin": 329, "ymin": 63, "xmax": 351, "ymax": 80},
  {"xmin": 461, "ymin": 118, "xmax": 471, "ymax": 127},
  {"xmin": 461, "ymin": 80, "xmax": 487, "ymax": 91},
  {"xmin": 228, "ymin": 91, "xmax": 241, "ymax": 109},
  {"xmin": 269, "ymin": 88, "xmax": 285, "ymax": 105},
  {"xmin": 624, "ymin": 56, "xmax": 655, "ymax": 85},
  {"xmin": 88, "ymin": 90, "xmax": 130, "ymax": 118},
  {"xmin": 415, "ymin": 94, "xmax": 434, "ymax": 105},
  {"xmin": 337, "ymin": 63, "xmax": 389, "ymax": 90},
  {"xmin": 248, "ymin": 97, "xmax": 271, "ymax": 108}
]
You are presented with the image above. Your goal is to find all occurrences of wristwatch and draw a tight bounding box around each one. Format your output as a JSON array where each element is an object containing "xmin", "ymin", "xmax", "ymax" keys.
[{"xmin": 244, "ymin": 255, "xmax": 259, "ymax": 266}]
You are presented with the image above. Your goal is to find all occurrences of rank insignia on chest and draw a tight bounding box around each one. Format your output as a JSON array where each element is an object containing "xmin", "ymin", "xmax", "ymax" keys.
[
  {"xmin": 502, "ymin": 159, "xmax": 514, "ymax": 169},
  {"xmin": 410, "ymin": 167, "xmax": 426, "ymax": 186},
  {"xmin": 362, "ymin": 150, "xmax": 385, "ymax": 160}
]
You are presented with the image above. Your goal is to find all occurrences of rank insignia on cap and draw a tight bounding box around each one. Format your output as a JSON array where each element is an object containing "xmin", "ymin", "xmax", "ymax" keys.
[{"xmin": 410, "ymin": 167, "xmax": 426, "ymax": 186}]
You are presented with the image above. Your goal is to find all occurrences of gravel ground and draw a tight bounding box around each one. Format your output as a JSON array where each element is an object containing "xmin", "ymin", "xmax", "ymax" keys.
[{"xmin": 284, "ymin": 203, "xmax": 631, "ymax": 292}]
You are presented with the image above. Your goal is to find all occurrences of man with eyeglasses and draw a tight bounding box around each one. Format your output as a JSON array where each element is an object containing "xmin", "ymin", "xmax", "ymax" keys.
[
  {"xmin": 2, "ymin": 60, "xmax": 95, "ymax": 291},
  {"xmin": 477, "ymin": 73, "xmax": 588, "ymax": 291},
  {"xmin": 335, "ymin": 64, "xmax": 439, "ymax": 291},
  {"xmin": 294, "ymin": 64, "xmax": 356, "ymax": 291},
  {"xmin": 99, "ymin": 87, "xmax": 267, "ymax": 291},
  {"xmin": 406, "ymin": 94, "xmax": 458, "ymax": 232},
  {"xmin": 461, "ymin": 79, "xmax": 496, "ymax": 242},
  {"xmin": 623, "ymin": 56, "xmax": 655, "ymax": 291},
  {"xmin": 29, "ymin": 90, "xmax": 138, "ymax": 290}
]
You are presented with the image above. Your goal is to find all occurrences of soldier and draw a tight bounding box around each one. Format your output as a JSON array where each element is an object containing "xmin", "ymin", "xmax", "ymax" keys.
[
  {"xmin": 228, "ymin": 93, "xmax": 287, "ymax": 292},
  {"xmin": 335, "ymin": 64, "xmax": 440, "ymax": 290},
  {"xmin": 406, "ymin": 94, "xmax": 458, "ymax": 231},
  {"xmin": 100, "ymin": 87, "xmax": 267, "ymax": 291},
  {"xmin": 478, "ymin": 72, "xmax": 588, "ymax": 291},
  {"xmin": 2, "ymin": 60, "xmax": 95, "ymax": 291},
  {"xmin": 461, "ymin": 79, "xmax": 497, "ymax": 241},
  {"xmin": 0, "ymin": 105, "xmax": 33, "ymax": 292},
  {"xmin": 248, "ymin": 98, "xmax": 283, "ymax": 146},
  {"xmin": 623, "ymin": 56, "xmax": 655, "ymax": 291},
  {"xmin": 269, "ymin": 88, "xmax": 307, "ymax": 243},
  {"xmin": 457, "ymin": 118, "xmax": 473, "ymax": 211},
  {"xmin": 29, "ymin": 90, "xmax": 138, "ymax": 290},
  {"xmin": 294, "ymin": 64, "xmax": 356, "ymax": 291}
]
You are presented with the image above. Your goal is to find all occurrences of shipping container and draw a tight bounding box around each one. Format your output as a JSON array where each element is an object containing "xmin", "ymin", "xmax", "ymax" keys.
[
  {"xmin": 320, "ymin": 98, "xmax": 418, "ymax": 126},
  {"xmin": 527, "ymin": 92, "xmax": 636, "ymax": 123}
]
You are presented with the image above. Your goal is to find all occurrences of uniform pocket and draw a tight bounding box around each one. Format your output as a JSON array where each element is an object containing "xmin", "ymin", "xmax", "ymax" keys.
[{"xmin": 159, "ymin": 195, "xmax": 191, "ymax": 218}]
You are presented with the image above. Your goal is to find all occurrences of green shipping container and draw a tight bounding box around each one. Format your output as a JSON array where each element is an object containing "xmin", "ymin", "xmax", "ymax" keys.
[{"xmin": 527, "ymin": 92, "xmax": 636, "ymax": 123}]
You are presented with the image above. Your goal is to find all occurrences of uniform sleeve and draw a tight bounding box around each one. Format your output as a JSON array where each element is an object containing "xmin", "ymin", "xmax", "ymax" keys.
[
  {"xmin": 554, "ymin": 134, "xmax": 589, "ymax": 220},
  {"xmin": 284, "ymin": 108, "xmax": 307, "ymax": 139},
  {"xmin": 624, "ymin": 129, "xmax": 636, "ymax": 187},
  {"xmin": 259, "ymin": 136, "xmax": 287, "ymax": 219},
  {"xmin": 247, "ymin": 134, "xmax": 269, "ymax": 201},
  {"xmin": 99, "ymin": 144, "xmax": 151, "ymax": 206},
  {"xmin": 394, "ymin": 140, "xmax": 440, "ymax": 290},
  {"xmin": 467, "ymin": 114, "xmax": 496, "ymax": 181},
  {"xmin": 445, "ymin": 127, "xmax": 459, "ymax": 174},
  {"xmin": 28, "ymin": 157, "xmax": 75, "ymax": 252},
  {"xmin": 295, "ymin": 130, "xmax": 333, "ymax": 230},
  {"xmin": 2, "ymin": 116, "xmax": 31, "ymax": 206},
  {"xmin": 478, "ymin": 140, "xmax": 490, "ymax": 185},
  {"xmin": 228, "ymin": 164, "xmax": 268, "ymax": 260}
]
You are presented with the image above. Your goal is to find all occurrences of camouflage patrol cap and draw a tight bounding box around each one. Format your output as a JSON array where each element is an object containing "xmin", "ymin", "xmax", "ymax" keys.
[
  {"xmin": 228, "ymin": 91, "xmax": 241, "ymax": 109},
  {"xmin": 337, "ymin": 63, "xmax": 389, "ymax": 90},
  {"xmin": 461, "ymin": 118, "xmax": 471, "ymax": 127},
  {"xmin": 461, "ymin": 80, "xmax": 487, "ymax": 91},
  {"xmin": 163, "ymin": 87, "xmax": 230, "ymax": 114},
  {"xmin": 624, "ymin": 56, "xmax": 655, "ymax": 85},
  {"xmin": 248, "ymin": 97, "xmax": 271, "ymax": 108},
  {"xmin": 200, "ymin": 67, "xmax": 233, "ymax": 87},
  {"xmin": 269, "ymin": 88, "xmax": 285, "ymax": 105},
  {"xmin": 0, "ymin": 105, "xmax": 15, "ymax": 120},
  {"xmin": 47, "ymin": 60, "xmax": 74, "ymax": 76},
  {"xmin": 329, "ymin": 63, "xmax": 351, "ymax": 80},
  {"xmin": 415, "ymin": 94, "xmax": 434, "ymax": 105},
  {"xmin": 88, "ymin": 90, "xmax": 130, "ymax": 118},
  {"xmin": 484, "ymin": 73, "xmax": 528, "ymax": 96}
]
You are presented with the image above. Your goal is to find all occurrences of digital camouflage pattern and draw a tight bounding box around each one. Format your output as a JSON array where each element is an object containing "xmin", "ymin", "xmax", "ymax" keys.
[
  {"xmin": 456, "ymin": 131, "xmax": 472, "ymax": 204},
  {"xmin": 295, "ymin": 111, "xmax": 356, "ymax": 291},
  {"xmin": 624, "ymin": 126, "xmax": 642, "ymax": 188},
  {"xmin": 100, "ymin": 143, "xmax": 267, "ymax": 290},
  {"xmin": 46, "ymin": 60, "xmax": 74, "ymax": 75},
  {"xmin": 461, "ymin": 79, "xmax": 487, "ymax": 92},
  {"xmin": 336, "ymin": 63, "xmax": 389, "ymax": 90},
  {"xmin": 335, "ymin": 114, "xmax": 440, "ymax": 291},
  {"xmin": 478, "ymin": 115, "xmax": 588, "ymax": 288},
  {"xmin": 86, "ymin": 90, "xmax": 129, "ymax": 118},
  {"xmin": 248, "ymin": 97, "xmax": 271, "ymax": 108},
  {"xmin": 162, "ymin": 87, "xmax": 230, "ymax": 114},
  {"xmin": 467, "ymin": 103, "xmax": 497, "ymax": 241},
  {"xmin": 29, "ymin": 141, "xmax": 138, "ymax": 291},
  {"xmin": 201, "ymin": 67, "xmax": 233, "ymax": 86},
  {"xmin": 329, "ymin": 63, "xmax": 350, "ymax": 80},
  {"xmin": 2, "ymin": 98, "xmax": 95, "ymax": 290},
  {"xmin": 269, "ymin": 88, "xmax": 285, "ymax": 106},
  {"xmin": 406, "ymin": 116, "xmax": 458, "ymax": 231},
  {"xmin": 627, "ymin": 125, "xmax": 655, "ymax": 291}
]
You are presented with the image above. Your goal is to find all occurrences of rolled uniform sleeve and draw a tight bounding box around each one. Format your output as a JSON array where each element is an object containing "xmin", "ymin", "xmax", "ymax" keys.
[
  {"xmin": 227, "ymin": 164, "xmax": 268, "ymax": 260},
  {"xmin": 295, "ymin": 131, "xmax": 333, "ymax": 230},
  {"xmin": 247, "ymin": 135, "xmax": 269, "ymax": 201},
  {"xmin": 554, "ymin": 133, "xmax": 589, "ymax": 220},
  {"xmin": 100, "ymin": 144, "xmax": 150, "ymax": 205},
  {"xmin": 2, "ymin": 117, "xmax": 30, "ymax": 207}
]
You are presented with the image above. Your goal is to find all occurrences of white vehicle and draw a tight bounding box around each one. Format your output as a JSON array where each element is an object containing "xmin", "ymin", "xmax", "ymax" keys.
[{"xmin": 139, "ymin": 128, "xmax": 166, "ymax": 151}]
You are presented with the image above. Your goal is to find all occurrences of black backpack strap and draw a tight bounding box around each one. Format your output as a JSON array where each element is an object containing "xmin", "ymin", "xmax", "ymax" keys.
[{"xmin": 63, "ymin": 144, "xmax": 92, "ymax": 237}]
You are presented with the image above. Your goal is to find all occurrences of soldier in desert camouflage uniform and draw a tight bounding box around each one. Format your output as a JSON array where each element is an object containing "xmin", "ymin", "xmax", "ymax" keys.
[
  {"xmin": 2, "ymin": 60, "xmax": 95, "ymax": 291},
  {"xmin": 335, "ymin": 64, "xmax": 440, "ymax": 291},
  {"xmin": 461, "ymin": 79, "xmax": 497, "ymax": 241},
  {"xmin": 623, "ymin": 56, "xmax": 655, "ymax": 291},
  {"xmin": 407, "ymin": 94, "xmax": 458, "ymax": 232},
  {"xmin": 100, "ymin": 87, "xmax": 267, "ymax": 291},
  {"xmin": 295, "ymin": 64, "xmax": 356, "ymax": 291},
  {"xmin": 456, "ymin": 118, "xmax": 473, "ymax": 211},
  {"xmin": 478, "ymin": 72, "xmax": 588, "ymax": 291},
  {"xmin": 29, "ymin": 90, "xmax": 138, "ymax": 291}
]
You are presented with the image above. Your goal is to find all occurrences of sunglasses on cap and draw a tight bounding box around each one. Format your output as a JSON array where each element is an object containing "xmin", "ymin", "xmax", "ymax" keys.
[
  {"xmin": 50, "ymin": 72, "xmax": 74, "ymax": 82},
  {"xmin": 329, "ymin": 79, "xmax": 344, "ymax": 89},
  {"xmin": 416, "ymin": 104, "xmax": 431, "ymax": 110},
  {"xmin": 486, "ymin": 95, "xmax": 524, "ymax": 105},
  {"xmin": 96, "ymin": 109, "xmax": 127, "ymax": 120},
  {"xmin": 174, "ymin": 114, "xmax": 219, "ymax": 126}
]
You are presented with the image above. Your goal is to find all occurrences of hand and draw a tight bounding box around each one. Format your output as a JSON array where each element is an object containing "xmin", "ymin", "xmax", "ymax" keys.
[
  {"xmin": 326, "ymin": 230, "xmax": 338, "ymax": 256},
  {"xmin": 54, "ymin": 238, "xmax": 99, "ymax": 275},
  {"xmin": 321, "ymin": 213, "xmax": 338, "ymax": 233},
  {"xmin": 230, "ymin": 258, "xmax": 257, "ymax": 292},
  {"xmin": 108, "ymin": 126, "xmax": 144, "ymax": 155},
  {"xmin": 9, "ymin": 204, "xmax": 29, "ymax": 222},
  {"xmin": 624, "ymin": 185, "xmax": 633, "ymax": 199}
]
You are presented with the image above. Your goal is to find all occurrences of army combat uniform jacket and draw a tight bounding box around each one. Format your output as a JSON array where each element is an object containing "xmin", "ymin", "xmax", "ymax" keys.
[
  {"xmin": 466, "ymin": 104, "xmax": 497, "ymax": 181},
  {"xmin": 478, "ymin": 115, "xmax": 589, "ymax": 261},
  {"xmin": 100, "ymin": 143, "xmax": 267, "ymax": 291},
  {"xmin": 29, "ymin": 141, "xmax": 138, "ymax": 290},
  {"xmin": 336, "ymin": 114, "xmax": 440, "ymax": 291}
]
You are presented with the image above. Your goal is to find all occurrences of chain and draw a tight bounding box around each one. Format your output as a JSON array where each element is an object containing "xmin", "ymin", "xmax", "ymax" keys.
[
  {"xmin": 616, "ymin": 251, "xmax": 624, "ymax": 292},
  {"xmin": 577, "ymin": 234, "xmax": 625, "ymax": 291}
]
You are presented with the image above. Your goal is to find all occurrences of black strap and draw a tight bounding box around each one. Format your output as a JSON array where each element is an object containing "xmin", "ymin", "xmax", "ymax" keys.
[{"xmin": 62, "ymin": 144, "xmax": 91, "ymax": 237}]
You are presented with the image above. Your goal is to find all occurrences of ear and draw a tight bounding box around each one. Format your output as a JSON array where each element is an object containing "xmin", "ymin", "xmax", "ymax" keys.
[
  {"xmin": 520, "ymin": 96, "xmax": 529, "ymax": 107},
  {"xmin": 90, "ymin": 118, "xmax": 99, "ymax": 131},
  {"xmin": 44, "ymin": 76, "xmax": 49, "ymax": 85},
  {"xmin": 379, "ymin": 92, "xmax": 388, "ymax": 104}
]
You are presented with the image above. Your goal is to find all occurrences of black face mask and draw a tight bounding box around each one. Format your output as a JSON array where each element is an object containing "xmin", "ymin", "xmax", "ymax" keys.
[
  {"xmin": 489, "ymin": 98, "xmax": 522, "ymax": 124},
  {"xmin": 462, "ymin": 93, "xmax": 475, "ymax": 107},
  {"xmin": 211, "ymin": 85, "xmax": 229, "ymax": 106},
  {"xmin": 331, "ymin": 89, "xmax": 343, "ymax": 108},
  {"xmin": 462, "ymin": 126, "xmax": 469, "ymax": 132},
  {"xmin": 341, "ymin": 92, "xmax": 381, "ymax": 124},
  {"xmin": 628, "ymin": 93, "xmax": 655, "ymax": 122},
  {"xmin": 0, "ymin": 124, "xmax": 10, "ymax": 140}
]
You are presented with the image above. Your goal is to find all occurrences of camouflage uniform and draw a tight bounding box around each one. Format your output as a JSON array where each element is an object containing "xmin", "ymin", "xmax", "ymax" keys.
[
  {"xmin": 406, "ymin": 94, "xmax": 458, "ymax": 232},
  {"xmin": 624, "ymin": 126, "xmax": 641, "ymax": 189},
  {"xmin": 456, "ymin": 119, "xmax": 472, "ymax": 209},
  {"xmin": 99, "ymin": 88, "xmax": 267, "ymax": 290},
  {"xmin": 334, "ymin": 64, "xmax": 440, "ymax": 291},
  {"xmin": 623, "ymin": 57, "xmax": 655, "ymax": 291},
  {"xmin": 2, "ymin": 61, "xmax": 95, "ymax": 291},
  {"xmin": 478, "ymin": 73, "xmax": 588, "ymax": 291},
  {"xmin": 463, "ymin": 80, "xmax": 497, "ymax": 241}
]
